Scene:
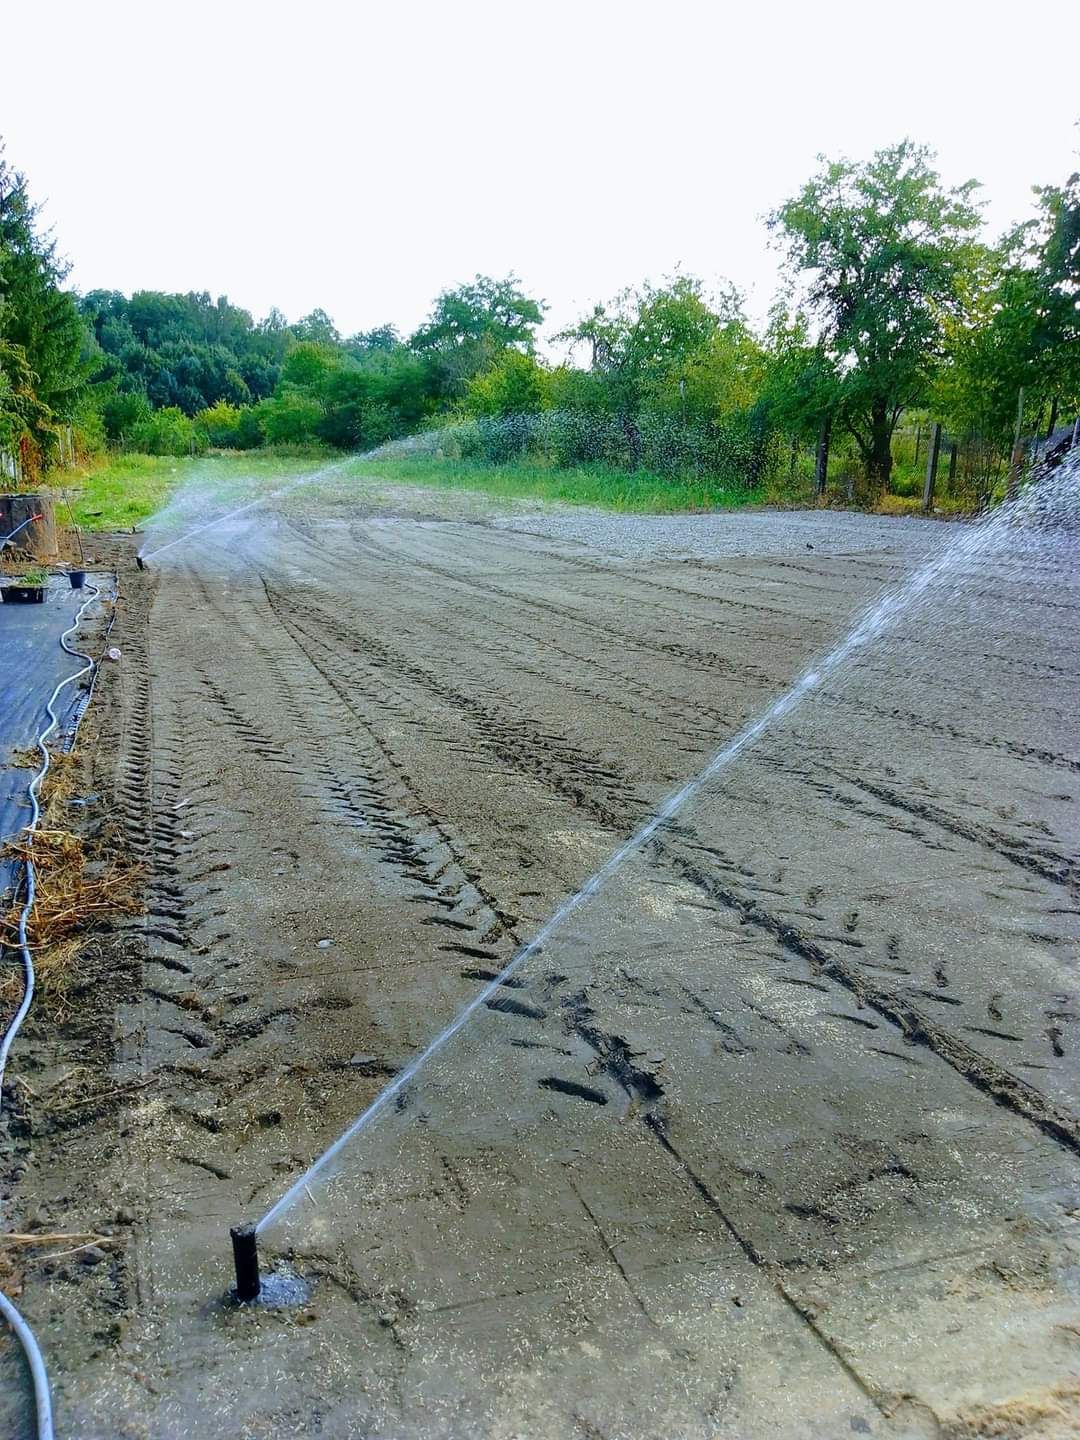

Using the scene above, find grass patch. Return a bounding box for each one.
[349,455,764,513]
[48,449,336,532]
[52,454,181,531]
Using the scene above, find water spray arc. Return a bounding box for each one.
[227,464,1077,1302]
[136,457,354,568]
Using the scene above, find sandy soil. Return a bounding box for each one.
[2,477,1078,1439]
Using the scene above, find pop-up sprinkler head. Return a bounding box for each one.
[135,555,145,570]
[230,1223,261,1302]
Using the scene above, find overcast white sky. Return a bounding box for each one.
[4,0,1078,346]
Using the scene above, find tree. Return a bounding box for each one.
[412,274,545,353]
[0,143,88,457]
[99,389,152,442]
[411,274,546,397]
[558,275,762,426]
[937,169,1080,449]
[345,324,400,356]
[769,140,982,487]
[760,307,839,444]
[292,308,341,345]
[257,390,325,444]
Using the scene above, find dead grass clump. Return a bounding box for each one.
[37,749,79,810]
[942,1382,1080,1438]
[0,828,142,1011]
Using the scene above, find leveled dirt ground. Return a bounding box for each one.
[2,474,1079,1438]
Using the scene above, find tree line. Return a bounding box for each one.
[2,137,1077,500]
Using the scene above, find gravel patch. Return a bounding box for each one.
[490,502,969,561]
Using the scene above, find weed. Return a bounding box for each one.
[351,455,765,514]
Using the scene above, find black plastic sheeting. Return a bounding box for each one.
[0,576,112,897]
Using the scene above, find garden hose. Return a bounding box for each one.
[1,580,104,1440]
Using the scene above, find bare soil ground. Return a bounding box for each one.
[3,476,1079,1439]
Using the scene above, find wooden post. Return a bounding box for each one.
[922,422,942,512]
[1045,397,1058,440]
[1006,387,1025,501]
[814,416,831,498]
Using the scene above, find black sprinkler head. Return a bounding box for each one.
[230,1223,261,1302]
[135,555,145,570]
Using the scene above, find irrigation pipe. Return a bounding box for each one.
[1,579,104,1440]
[0,1290,53,1439]
[1,513,43,552]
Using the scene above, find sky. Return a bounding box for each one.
[4,0,1078,349]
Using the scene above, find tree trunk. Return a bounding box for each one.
[867,402,893,490]
[815,417,831,497]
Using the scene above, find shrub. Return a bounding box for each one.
[257,391,325,445]
[100,390,152,442]
[129,406,206,456]
[196,401,247,448]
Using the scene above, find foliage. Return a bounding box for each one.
[99,388,152,441]
[6,128,1074,516]
[936,171,1080,447]
[256,390,325,446]
[352,454,765,514]
[78,287,291,419]
[17,565,49,585]
[410,274,546,398]
[128,405,206,457]
[395,408,775,490]
[759,307,837,443]
[0,145,88,460]
[768,141,983,487]
[195,400,255,448]
[558,276,763,422]
[465,351,549,417]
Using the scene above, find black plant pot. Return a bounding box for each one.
[1,585,46,604]
[69,569,86,589]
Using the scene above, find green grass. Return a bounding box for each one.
[53,454,180,531]
[49,450,333,532]
[44,446,975,535]
[350,455,764,513]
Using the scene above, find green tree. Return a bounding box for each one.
[0,143,88,457]
[345,324,400,356]
[465,351,549,417]
[280,340,340,389]
[939,170,1080,447]
[196,400,246,447]
[769,141,982,488]
[292,308,341,345]
[411,274,546,397]
[558,276,763,426]
[257,390,324,444]
[100,388,152,442]
[760,307,839,445]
